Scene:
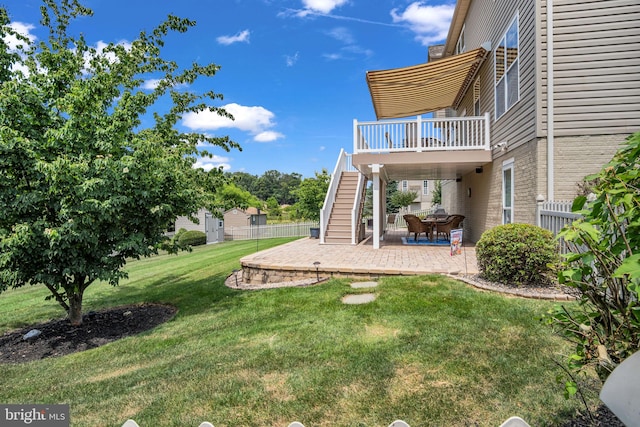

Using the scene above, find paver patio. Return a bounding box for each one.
[239,229,478,284]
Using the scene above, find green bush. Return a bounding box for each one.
[476,223,559,286]
[177,230,206,247]
[546,131,640,384]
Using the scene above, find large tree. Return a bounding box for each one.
[0,1,238,325]
[293,170,330,221]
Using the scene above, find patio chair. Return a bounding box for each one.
[403,214,431,241]
[386,213,397,230]
[435,214,465,241]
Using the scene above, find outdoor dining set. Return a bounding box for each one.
[401,212,465,242]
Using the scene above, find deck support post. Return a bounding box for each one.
[371,164,384,249]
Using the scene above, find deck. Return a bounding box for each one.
[238,229,478,285]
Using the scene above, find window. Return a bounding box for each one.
[502,159,514,224]
[402,180,408,192]
[495,14,519,119]
[422,180,429,195]
[455,25,466,54]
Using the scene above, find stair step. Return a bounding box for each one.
[324,237,352,244]
[327,224,351,235]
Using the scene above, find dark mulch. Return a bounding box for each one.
[0,303,177,364]
[561,404,625,427]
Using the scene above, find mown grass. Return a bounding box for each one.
[0,238,593,426]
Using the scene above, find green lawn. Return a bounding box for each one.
[0,238,593,426]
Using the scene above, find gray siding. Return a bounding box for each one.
[175,209,207,233]
[539,0,640,136]
[455,0,538,150]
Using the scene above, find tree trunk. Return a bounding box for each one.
[68,290,84,326]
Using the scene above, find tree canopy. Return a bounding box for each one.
[292,169,330,221]
[227,170,302,205]
[0,0,238,325]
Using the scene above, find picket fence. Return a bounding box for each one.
[536,200,581,254]
[224,221,319,241]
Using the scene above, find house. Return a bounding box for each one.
[173,209,224,244]
[397,179,436,212]
[321,0,640,248]
[223,207,266,228]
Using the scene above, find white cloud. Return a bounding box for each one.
[254,131,284,143]
[285,52,300,67]
[326,27,354,44]
[141,78,188,91]
[391,2,455,46]
[323,53,342,61]
[5,22,37,50]
[323,26,372,61]
[93,39,133,60]
[182,103,284,142]
[80,39,133,73]
[142,79,161,90]
[291,0,349,17]
[193,155,232,172]
[217,30,250,46]
[301,0,348,14]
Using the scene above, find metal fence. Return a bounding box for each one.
[536,200,581,254]
[224,221,320,241]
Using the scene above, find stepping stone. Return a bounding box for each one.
[350,281,378,289]
[342,293,376,304]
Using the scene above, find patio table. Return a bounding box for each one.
[421,218,447,241]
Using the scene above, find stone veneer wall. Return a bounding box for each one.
[242,266,385,285]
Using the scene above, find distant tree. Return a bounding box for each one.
[216,183,261,212]
[228,171,258,194]
[431,180,442,206]
[254,170,282,201]
[293,170,330,221]
[390,191,419,212]
[265,196,282,219]
[278,172,302,205]
[0,1,238,325]
[227,170,301,205]
[364,180,405,216]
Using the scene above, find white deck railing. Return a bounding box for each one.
[354,113,491,154]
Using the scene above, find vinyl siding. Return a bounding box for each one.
[175,209,207,233]
[538,0,640,136]
[454,0,538,150]
[224,209,250,229]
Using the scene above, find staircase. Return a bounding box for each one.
[324,171,364,244]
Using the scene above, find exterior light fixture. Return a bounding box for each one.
[313,261,321,282]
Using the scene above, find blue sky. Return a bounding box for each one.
[6,0,455,178]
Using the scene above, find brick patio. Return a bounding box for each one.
[239,229,478,285]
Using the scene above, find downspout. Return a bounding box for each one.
[547,0,555,200]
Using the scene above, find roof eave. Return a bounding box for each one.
[444,0,473,57]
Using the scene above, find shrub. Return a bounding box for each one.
[546,131,640,384]
[476,223,559,286]
[177,230,206,247]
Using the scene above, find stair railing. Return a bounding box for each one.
[351,172,366,244]
[320,149,350,244]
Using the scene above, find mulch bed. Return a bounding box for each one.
[0,303,176,364]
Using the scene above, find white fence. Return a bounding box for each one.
[224,221,319,241]
[536,200,581,254]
